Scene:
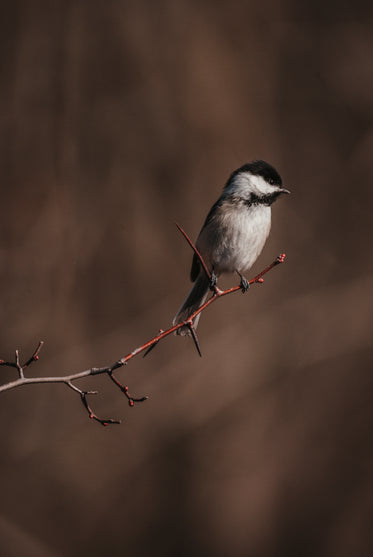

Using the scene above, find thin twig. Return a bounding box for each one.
[175,222,212,282]
[65,381,121,426]
[15,350,23,379]
[23,341,44,369]
[108,371,148,406]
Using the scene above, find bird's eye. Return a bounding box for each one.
[268,178,274,185]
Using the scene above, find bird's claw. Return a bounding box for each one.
[209,270,218,291]
[240,276,250,293]
[236,270,250,293]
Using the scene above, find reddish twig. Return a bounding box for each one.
[0,225,286,425]
[65,381,121,427]
[23,341,44,369]
[175,222,212,282]
[108,371,148,407]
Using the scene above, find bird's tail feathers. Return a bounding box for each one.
[173,274,210,336]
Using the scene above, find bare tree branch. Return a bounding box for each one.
[0,225,286,425]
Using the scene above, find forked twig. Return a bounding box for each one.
[0,224,286,425]
[65,381,121,426]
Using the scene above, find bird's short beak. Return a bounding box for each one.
[279,188,290,195]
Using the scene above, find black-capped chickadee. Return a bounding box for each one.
[173,160,290,335]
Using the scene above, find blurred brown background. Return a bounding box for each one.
[1,1,372,556]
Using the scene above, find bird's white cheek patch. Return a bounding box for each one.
[227,172,280,198]
[250,175,279,196]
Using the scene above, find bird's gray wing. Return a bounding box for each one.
[190,197,223,282]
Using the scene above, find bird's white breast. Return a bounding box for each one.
[197,202,271,274]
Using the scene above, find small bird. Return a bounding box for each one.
[173,160,290,335]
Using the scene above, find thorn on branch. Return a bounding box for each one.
[187,322,202,357]
[142,340,159,357]
[143,329,164,358]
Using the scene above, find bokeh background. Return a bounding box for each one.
[1,1,372,556]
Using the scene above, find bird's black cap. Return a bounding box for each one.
[228,160,282,187]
